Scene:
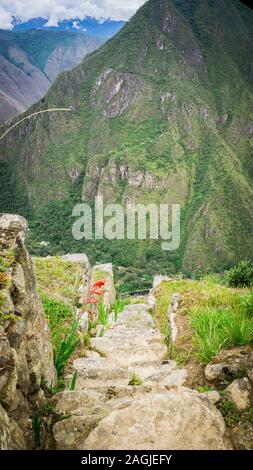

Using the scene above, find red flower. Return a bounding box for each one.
[86,298,98,304]
[90,287,104,295]
[94,280,105,287]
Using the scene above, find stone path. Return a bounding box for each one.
[52,303,232,450]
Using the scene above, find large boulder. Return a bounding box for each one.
[82,389,232,450]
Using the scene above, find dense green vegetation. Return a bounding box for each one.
[227,261,253,288]
[0,162,31,218]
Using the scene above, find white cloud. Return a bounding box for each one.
[0,5,13,28]
[0,0,147,29]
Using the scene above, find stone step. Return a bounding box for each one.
[73,351,169,373]
[53,387,232,451]
[54,384,171,415]
[73,362,187,391]
[89,337,164,351]
[81,389,233,451]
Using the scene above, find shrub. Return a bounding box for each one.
[239,291,253,318]
[227,261,253,288]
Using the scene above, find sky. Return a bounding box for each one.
[0,0,146,29]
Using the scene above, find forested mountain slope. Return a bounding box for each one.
[0,0,252,274]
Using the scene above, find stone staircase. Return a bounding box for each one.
[52,303,232,450]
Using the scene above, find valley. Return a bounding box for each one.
[0,29,103,122]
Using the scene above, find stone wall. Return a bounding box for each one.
[0,214,56,449]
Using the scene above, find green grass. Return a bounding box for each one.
[239,291,253,318]
[97,302,110,337]
[41,294,80,376]
[35,258,83,378]
[197,385,214,393]
[34,257,83,305]
[190,306,253,363]
[153,277,253,364]
[53,317,80,376]
[31,413,41,449]
[129,370,143,386]
[41,295,75,351]
[0,250,15,273]
[113,297,131,321]
[69,370,78,391]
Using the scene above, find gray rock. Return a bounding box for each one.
[0,214,56,449]
[0,403,25,450]
[246,352,253,384]
[205,347,251,383]
[224,378,252,411]
[168,293,180,344]
[205,363,227,382]
[61,253,90,269]
[235,417,253,450]
[202,391,221,405]
[153,275,173,289]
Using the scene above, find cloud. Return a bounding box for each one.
[0,5,13,28]
[0,0,147,29]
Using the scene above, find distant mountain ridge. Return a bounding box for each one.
[0,29,103,122]
[12,16,125,39]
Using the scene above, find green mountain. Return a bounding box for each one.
[0,0,252,276]
[0,29,102,122]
